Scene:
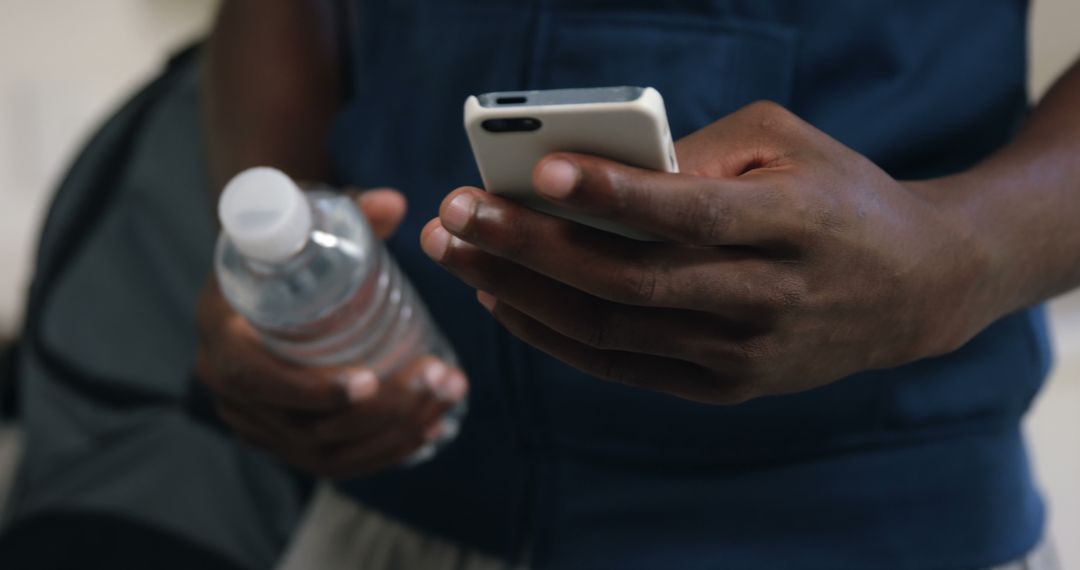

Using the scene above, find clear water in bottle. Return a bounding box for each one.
[214,167,463,460]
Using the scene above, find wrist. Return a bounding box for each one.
[903,175,1015,356]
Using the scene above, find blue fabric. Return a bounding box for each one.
[331,1,1047,567]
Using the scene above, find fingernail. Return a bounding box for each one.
[421,225,451,262]
[407,444,437,465]
[440,417,461,440]
[441,192,474,234]
[426,416,461,443]
[477,290,497,312]
[422,360,449,393]
[536,159,578,199]
[341,369,377,402]
[441,370,468,401]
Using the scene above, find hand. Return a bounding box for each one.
[421,101,995,405]
[196,189,468,478]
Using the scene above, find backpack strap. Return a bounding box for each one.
[18,46,204,416]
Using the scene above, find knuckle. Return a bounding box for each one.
[682,185,733,244]
[768,175,799,202]
[771,182,818,242]
[746,99,784,115]
[809,198,848,236]
[753,274,807,320]
[591,166,624,215]
[744,100,796,130]
[613,259,663,305]
[778,182,840,237]
[630,268,659,304]
[583,306,614,349]
[726,337,776,377]
[775,275,809,311]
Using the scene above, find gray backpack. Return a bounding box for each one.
[0,47,305,570]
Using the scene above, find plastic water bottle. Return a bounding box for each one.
[214,167,463,461]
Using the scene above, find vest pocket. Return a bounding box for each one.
[538,10,799,138]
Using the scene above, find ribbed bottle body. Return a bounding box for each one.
[216,188,462,458]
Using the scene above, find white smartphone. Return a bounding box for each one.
[463,86,678,239]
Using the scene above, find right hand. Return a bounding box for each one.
[195,189,469,479]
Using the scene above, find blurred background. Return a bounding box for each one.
[0,0,1077,566]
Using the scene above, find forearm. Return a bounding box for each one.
[202,0,341,193]
[933,58,1080,317]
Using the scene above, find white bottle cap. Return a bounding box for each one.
[218,167,313,263]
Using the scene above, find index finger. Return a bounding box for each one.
[531,152,797,246]
[348,188,407,240]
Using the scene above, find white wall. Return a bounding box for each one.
[0,0,1077,566]
[0,0,217,337]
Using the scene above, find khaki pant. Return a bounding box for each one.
[278,484,517,570]
[280,484,1058,570]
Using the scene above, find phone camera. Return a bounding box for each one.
[482,118,542,133]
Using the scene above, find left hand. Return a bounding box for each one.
[421,101,998,404]
[198,189,468,478]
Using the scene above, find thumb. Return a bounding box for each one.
[350,188,408,240]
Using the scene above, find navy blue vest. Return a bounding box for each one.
[331,1,1049,567]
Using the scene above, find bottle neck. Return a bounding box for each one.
[243,232,320,276]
